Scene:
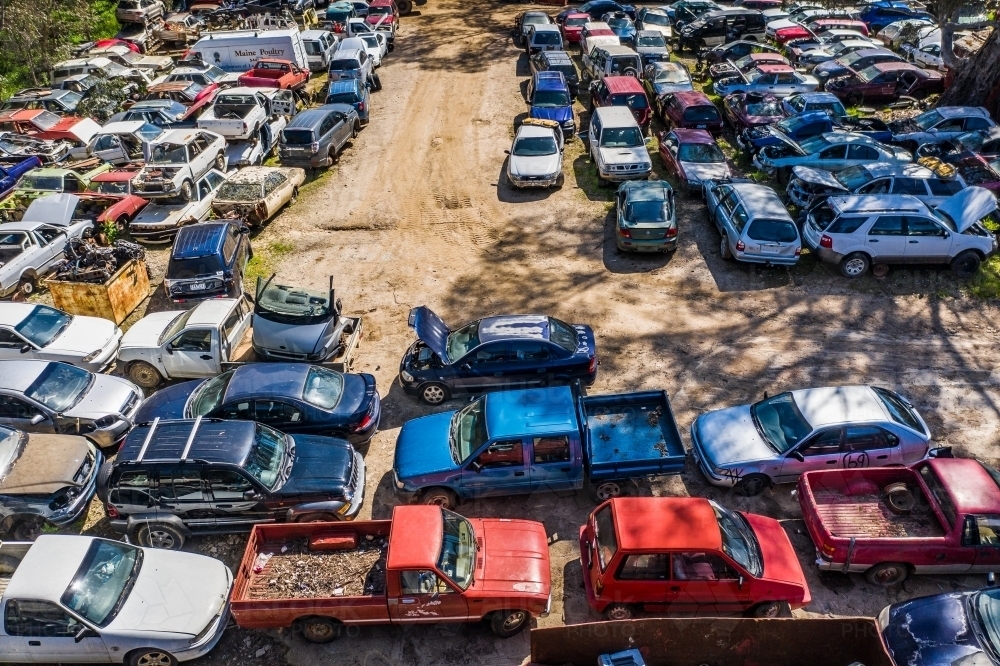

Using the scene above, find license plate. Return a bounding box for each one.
[190,282,207,291]
[695,124,706,129]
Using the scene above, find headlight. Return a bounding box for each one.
[876,605,891,631]
[400,370,414,382]
[394,473,405,490]
[640,163,651,170]
[81,349,103,363]
[93,415,117,428]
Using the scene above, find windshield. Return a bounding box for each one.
[25,363,91,412]
[369,5,391,13]
[750,392,812,453]
[513,136,558,156]
[445,320,479,363]
[626,199,668,223]
[976,588,1000,659]
[566,16,588,26]
[156,309,195,345]
[149,142,187,164]
[166,255,224,279]
[913,109,943,131]
[746,99,784,117]
[0,426,24,479]
[451,396,487,464]
[302,366,345,410]
[678,142,725,163]
[438,510,475,590]
[655,67,689,84]
[549,317,578,353]
[189,369,234,416]
[612,93,648,110]
[643,12,669,25]
[244,423,288,490]
[256,283,332,326]
[712,501,763,577]
[15,305,71,348]
[638,34,666,47]
[20,174,64,191]
[534,31,562,44]
[61,540,142,627]
[600,127,644,147]
[524,14,549,25]
[532,90,570,107]
[872,386,925,434]
[305,41,323,55]
[832,165,871,190]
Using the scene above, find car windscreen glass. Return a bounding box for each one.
[626,200,668,224]
[548,317,578,353]
[256,284,332,326]
[15,305,71,348]
[747,218,798,242]
[643,12,670,25]
[282,128,315,145]
[157,308,195,345]
[750,392,812,453]
[551,64,577,81]
[975,588,1000,658]
[593,503,617,571]
[566,16,588,26]
[189,369,235,416]
[61,539,142,627]
[327,10,351,21]
[326,92,361,104]
[809,100,847,117]
[638,34,666,46]
[655,67,689,83]
[524,14,550,24]
[746,99,783,117]
[438,510,475,590]
[609,57,641,74]
[535,31,562,44]
[19,174,64,191]
[913,109,943,131]
[612,93,648,110]
[682,105,718,122]
[0,426,24,479]
[25,362,92,412]
[149,142,187,164]
[368,5,391,13]
[451,396,487,464]
[167,255,225,279]
[834,165,872,190]
[856,65,879,82]
[446,320,479,363]
[513,136,558,156]
[872,386,925,434]
[532,90,571,107]
[600,127,643,147]
[798,135,831,154]
[713,501,762,577]
[245,423,288,489]
[678,142,725,162]
[302,366,345,409]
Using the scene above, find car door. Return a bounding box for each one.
[865,214,907,261]
[0,394,55,434]
[0,328,35,362]
[219,298,252,362]
[776,427,844,483]
[845,143,879,168]
[32,226,67,273]
[503,341,554,389]
[157,465,213,528]
[669,551,748,612]
[253,399,305,432]
[903,214,954,263]
[162,328,218,378]
[841,425,900,469]
[815,144,847,170]
[205,467,273,526]
[970,515,1000,573]
[772,72,801,97]
[610,552,672,611]
[461,438,532,497]
[453,342,511,392]
[3,599,111,662]
[872,72,897,100]
[529,434,578,492]
[262,171,289,219]
[390,570,469,623]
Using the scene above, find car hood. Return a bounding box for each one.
[48,316,119,356]
[881,592,988,666]
[741,513,809,594]
[281,435,355,496]
[682,161,730,181]
[121,311,178,349]
[530,106,573,124]
[63,374,137,420]
[134,379,202,422]
[477,518,551,595]
[133,202,200,228]
[791,165,846,189]
[408,306,450,361]
[0,434,93,494]
[109,548,231,637]
[510,153,562,177]
[813,60,847,75]
[21,193,79,226]
[694,405,777,466]
[252,315,331,356]
[394,411,460,480]
[936,186,998,233]
[599,146,648,164]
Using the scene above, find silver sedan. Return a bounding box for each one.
[714,64,819,99]
[690,385,932,496]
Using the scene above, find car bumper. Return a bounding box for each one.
[87,419,131,450]
[346,398,380,445]
[174,603,231,662]
[342,452,366,519]
[785,184,813,208]
[130,226,182,244]
[509,174,560,188]
[803,235,844,264]
[734,251,800,266]
[689,429,738,489]
[600,166,653,182]
[49,450,103,526]
[617,236,677,252]
[279,152,327,168]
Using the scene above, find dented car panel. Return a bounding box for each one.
[211,166,306,226]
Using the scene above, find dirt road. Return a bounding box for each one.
[157,1,1000,664]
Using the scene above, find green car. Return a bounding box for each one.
[614,179,677,252]
[0,163,111,221]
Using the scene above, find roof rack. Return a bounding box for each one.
[135,417,160,462]
[181,415,202,461]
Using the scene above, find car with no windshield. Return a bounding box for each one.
[131,129,226,201]
[916,127,1000,165]
[714,64,819,99]
[705,180,801,265]
[754,132,911,185]
[211,166,305,227]
[398,306,597,405]
[691,384,932,496]
[658,129,729,194]
[0,303,121,372]
[786,161,967,210]
[506,119,565,189]
[580,497,811,620]
[614,179,676,252]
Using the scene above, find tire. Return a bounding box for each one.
[295,512,339,523]
[127,649,178,666]
[865,562,909,586]
[419,382,450,405]
[214,152,226,171]
[777,166,791,186]
[17,276,35,297]
[884,483,915,514]
[603,604,633,621]
[554,172,565,188]
[290,186,299,205]
[372,72,383,91]
[180,179,194,202]
[839,252,870,278]
[735,474,769,497]
[719,235,733,260]
[751,601,789,618]
[10,517,45,541]
[298,617,342,643]
[0,554,19,575]
[421,487,458,510]
[135,523,185,550]
[127,361,163,389]
[591,480,622,501]
[397,0,412,13]
[951,250,982,278]
[491,609,530,637]
[352,122,359,139]
[623,67,638,78]
[96,461,114,504]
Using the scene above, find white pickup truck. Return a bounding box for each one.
[196,88,296,141]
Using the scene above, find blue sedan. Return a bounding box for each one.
[133,363,380,445]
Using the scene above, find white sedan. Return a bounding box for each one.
[0,302,121,372]
[505,119,565,189]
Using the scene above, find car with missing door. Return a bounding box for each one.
[705,180,801,265]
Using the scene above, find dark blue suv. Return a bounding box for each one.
[398,306,598,405]
[325,79,371,125]
[527,71,575,136]
[860,2,934,33]
[163,221,252,304]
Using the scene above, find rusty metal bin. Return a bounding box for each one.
[47,259,151,325]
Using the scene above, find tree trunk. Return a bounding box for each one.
[939,26,1000,116]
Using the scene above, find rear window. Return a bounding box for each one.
[746,218,797,242]
[326,92,360,104]
[166,255,225,279]
[928,179,964,196]
[682,105,720,122]
[548,317,578,353]
[872,386,926,434]
[534,32,562,44]
[918,463,957,527]
[329,58,360,70]
[552,64,578,80]
[282,128,315,145]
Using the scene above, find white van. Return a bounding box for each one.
[301,30,339,71]
[187,28,310,72]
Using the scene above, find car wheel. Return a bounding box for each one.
[372,72,383,91]
[951,250,981,278]
[127,361,163,389]
[136,523,185,550]
[16,275,35,298]
[297,617,342,643]
[180,179,194,202]
[290,186,299,205]
[421,487,458,510]
[735,474,769,497]
[719,235,733,259]
[128,649,178,666]
[96,461,114,504]
[397,0,411,12]
[295,512,339,523]
[751,601,789,618]
[777,166,791,185]
[491,610,530,637]
[0,554,19,575]
[10,516,45,541]
[604,604,633,621]
[214,152,226,171]
[419,382,449,405]
[591,480,622,501]
[840,252,870,278]
[352,121,359,139]
[865,562,909,586]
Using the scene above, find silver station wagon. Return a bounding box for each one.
[704,180,801,265]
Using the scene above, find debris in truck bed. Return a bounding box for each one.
[247,535,388,600]
[51,238,147,284]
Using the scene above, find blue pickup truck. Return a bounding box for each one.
[735,111,891,155]
[392,385,685,508]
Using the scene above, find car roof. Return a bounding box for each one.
[670,90,714,106]
[327,79,362,94]
[610,498,723,552]
[517,123,559,140]
[861,162,934,179]
[594,105,640,125]
[792,91,842,103]
[92,169,139,182]
[301,29,333,38]
[622,179,671,201]
[532,24,561,32]
[853,47,896,57]
[872,61,920,72]
[119,418,257,464]
[224,363,312,403]
[790,385,889,427]
[386,505,444,571]
[524,10,550,18]
[0,359,53,392]
[636,29,663,37]
[928,458,1000,516]
[535,72,568,91]
[477,315,550,343]
[484,387,578,440]
[933,106,991,119]
[730,183,791,219]
[671,127,715,143]
[604,75,645,93]
[600,44,640,56]
[0,303,39,327]
[542,50,573,62]
[287,105,348,128]
[99,120,149,135]
[566,11,591,17]
[171,221,229,259]
[830,193,928,214]
[814,131,873,145]
[754,64,795,74]
[155,128,203,144]
[3,535,96,602]
[332,48,364,60]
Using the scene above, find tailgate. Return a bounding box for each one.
[581,390,686,479]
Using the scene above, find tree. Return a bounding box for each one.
[938,27,1000,116]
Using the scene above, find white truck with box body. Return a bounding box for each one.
[186,28,310,73]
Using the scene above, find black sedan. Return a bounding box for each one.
[133,363,380,445]
[399,306,597,405]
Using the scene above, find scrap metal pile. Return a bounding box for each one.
[51,238,146,284]
[247,535,388,600]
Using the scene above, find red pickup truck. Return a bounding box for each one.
[237,59,309,91]
[230,505,551,643]
[798,457,1000,586]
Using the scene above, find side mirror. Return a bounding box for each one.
[460,363,472,371]
[74,626,96,643]
[989,572,997,587]
[164,344,174,355]
[470,461,482,473]
[30,414,45,425]
[738,575,744,589]
[19,345,30,354]
[243,490,259,501]
[790,450,805,462]
[504,149,510,155]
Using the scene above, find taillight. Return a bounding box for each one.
[736,240,745,251]
[820,234,833,249]
[310,141,320,152]
[106,503,119,519]
[241,122,247,134]
[587,356,597,374]
[821,543,836,558]
[619,227,631,238]
[358,102,365,111]
[352,412,374,433]
[666,227,677,238]
[795,246,802,256]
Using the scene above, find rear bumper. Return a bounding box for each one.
[733,251,799,266]
[617,236,677,252]
[279,152,328,168]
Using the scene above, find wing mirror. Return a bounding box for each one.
[243,490,259,501]
[19,345,30,354]
[30,414,45,425]
[738,575,744,589]
[460,363,472,371]
[469,461,482,474]
[74,626,97,643]
[790,450,805,462]
[504,149,511,155]
[164,344,174,354]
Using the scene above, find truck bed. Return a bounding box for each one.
[581,390,686,480]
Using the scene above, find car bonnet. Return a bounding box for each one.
[408,306,450,360]
[936,185,998,233]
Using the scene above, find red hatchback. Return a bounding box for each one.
[659,90,724,134]
[561,12,590,43]
[590,75,651,128]
[580,498,811,620]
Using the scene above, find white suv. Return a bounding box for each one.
[589,106,652,185]
[132,129,227,201]
[802,187,999,278]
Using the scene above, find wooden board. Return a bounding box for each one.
[47,260,150,325]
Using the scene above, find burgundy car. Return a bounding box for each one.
[658,90,724,134]
[825,61,945,106]
[561,12,590,43]
[658,128,731,194]
[590,75,652,127]
[722,91,787,132]
[955,155,1000,194]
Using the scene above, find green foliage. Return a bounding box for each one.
[100,219,120,244]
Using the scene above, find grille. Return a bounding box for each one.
[74,452,95,485]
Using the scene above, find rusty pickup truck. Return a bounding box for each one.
[236,59,309,91]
